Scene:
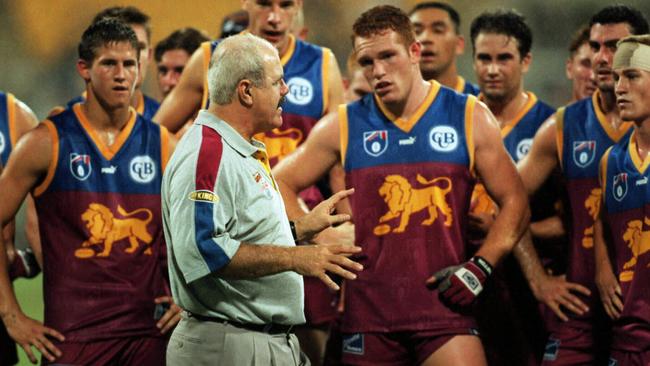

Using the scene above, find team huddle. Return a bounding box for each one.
[0,1,649,366]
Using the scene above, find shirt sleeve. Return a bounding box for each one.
[167,129,241,283]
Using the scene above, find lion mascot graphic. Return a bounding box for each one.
[79,203,154,258]
[582,188,602,248]
[376,174,453,234]
[622,217,650,271]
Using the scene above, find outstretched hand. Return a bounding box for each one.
[531,274,591,322]
[296,189,354,241]
[3,311,64,364]
[292,244,363,291]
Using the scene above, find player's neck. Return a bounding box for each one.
[597,87,617,114]
[423,65,458,91]
[635,121,650,160]
[131,89,143,110]
[82,94,132,131]
[597,89,625,130]
[275,34,295,62]
[485,89,527,128]
[384,78,430,120]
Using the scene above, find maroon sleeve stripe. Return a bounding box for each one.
[195,125,223,191]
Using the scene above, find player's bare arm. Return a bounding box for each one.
[425,101,530,307]
[593,216,622,320]
[513,113,590,321]
[274,111,342,220]
[13,97,42,266]
[153,130,181,335]
[0,124,65,363]
[471,102,530,265]
[154,45,205,132]
[218,188,362,291]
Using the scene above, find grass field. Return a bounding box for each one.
[13,274,43,366]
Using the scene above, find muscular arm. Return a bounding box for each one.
[513,113,590,320]
[13,98,41,265]
[513,116,560,276]
[153,46,205,132]
[0,125,64,362]
[274,112,342,220]
[472,102,530,265]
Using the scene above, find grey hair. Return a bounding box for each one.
[207,33,276,105]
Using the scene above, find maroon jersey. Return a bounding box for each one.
[601,133,650,352]
[557,92,633,330]
[34,105,170,341]
[341,82,477,332]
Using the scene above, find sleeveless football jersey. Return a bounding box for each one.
[67,92,160,120]
[0,92,17,165]
[470,93,555,221]
[601,132,650,352]
[454,76,480,96]
[557,90,633,329]
[34,103,170,341]
[341,81,477,332]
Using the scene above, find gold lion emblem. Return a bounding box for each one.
[76,203,154,258]
[619,217,650,282]
[374,174,453,235]
[254,127,304,163]
[582,188,602,248]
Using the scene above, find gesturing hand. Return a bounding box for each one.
[296,189,354,241]
[3,311,64,364]
[426,256,493,307]
[293,244,363,291]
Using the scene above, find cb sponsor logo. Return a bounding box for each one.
[429,126,458,152]
[515,138,533,161]
[130,155,156,184]
[286,77,313,106]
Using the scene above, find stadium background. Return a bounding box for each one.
[3,0,650,364]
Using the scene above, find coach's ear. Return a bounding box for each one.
[77,59,92,83]
[237,79,254,107]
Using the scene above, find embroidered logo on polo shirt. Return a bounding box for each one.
[188,190,219,203]
[70,153,92,181]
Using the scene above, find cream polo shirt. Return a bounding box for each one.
[162,110,304,325]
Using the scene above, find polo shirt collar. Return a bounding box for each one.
[195,110,264,157]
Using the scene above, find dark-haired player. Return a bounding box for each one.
[0,19,178,365]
